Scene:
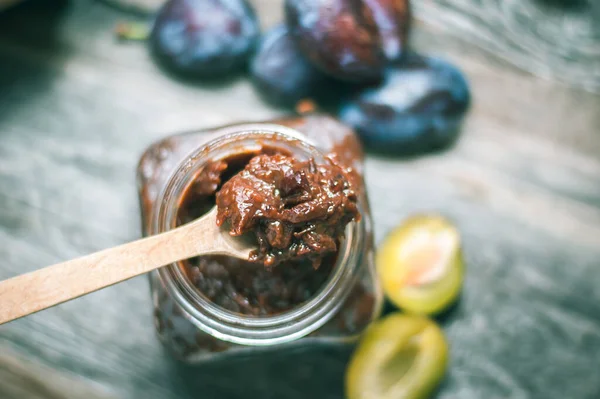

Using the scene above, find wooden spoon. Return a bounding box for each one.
[0,207,254,325]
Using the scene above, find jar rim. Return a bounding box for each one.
[152,123,365,346]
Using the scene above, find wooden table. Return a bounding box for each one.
[1,1,599,398]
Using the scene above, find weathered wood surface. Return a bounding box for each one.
[0,1,599,398]
[0,347,115,399]
[413,0,600,93]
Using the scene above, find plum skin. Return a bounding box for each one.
[250,25,329,107]
[338,55,471,154]
[284,0,411,83]
[149,0,260,78]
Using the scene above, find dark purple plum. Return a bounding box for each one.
[285,0,411,83]
[250,25,329,107]
[149,0,260,78]
[338,55,470,154]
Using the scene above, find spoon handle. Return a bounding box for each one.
[0,213,216,325]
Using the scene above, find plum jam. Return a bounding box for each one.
[137,113,382,362]
[178,148,358,316]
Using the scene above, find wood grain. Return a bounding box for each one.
[0,348,116,399]
[413,0,600,93]
[0,1,598,399]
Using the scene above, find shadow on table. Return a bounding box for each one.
[533,0,587,10]
[164,345,353,399]
[0,0,71,123]
[156,298,464,399]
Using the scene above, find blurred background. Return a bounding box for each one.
[0,0,598,398]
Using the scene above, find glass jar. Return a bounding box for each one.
[137,113,383,363]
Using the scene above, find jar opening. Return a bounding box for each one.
[152,124,364,345]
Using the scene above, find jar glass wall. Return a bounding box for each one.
[137,113,382,363]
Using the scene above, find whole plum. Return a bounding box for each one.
[285,0,410,82]
[149,0,260,78]
[338,55,470,154]
[250,25,329,107]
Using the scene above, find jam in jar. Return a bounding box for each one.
[137,113,383,362]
